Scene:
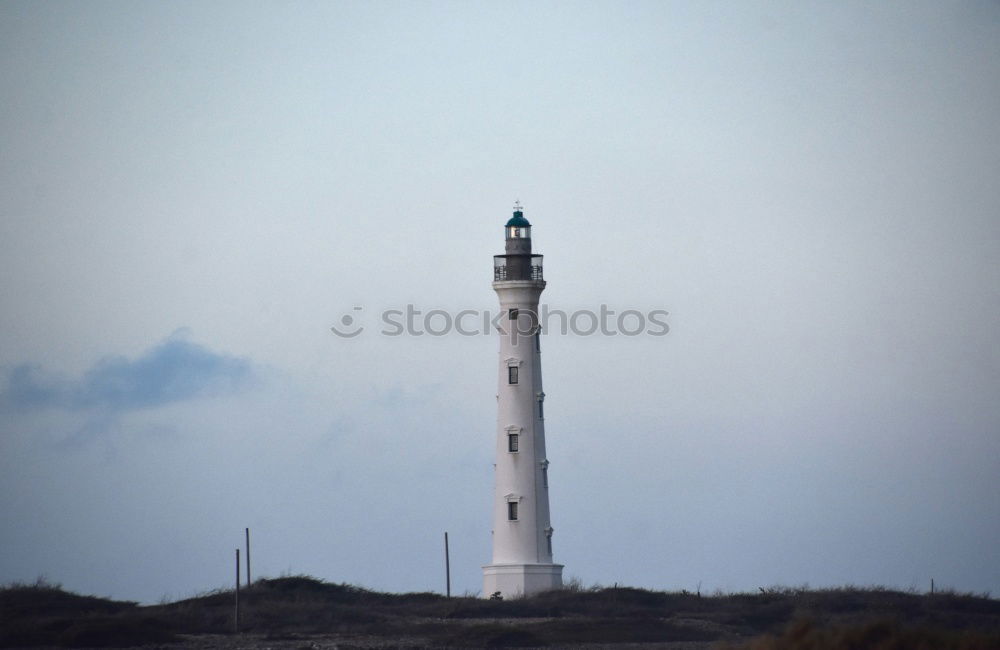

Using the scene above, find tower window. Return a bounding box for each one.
[507,502,518,521]
[546,535,552,556]
[508,433,519,452]
[538,400,544,419]
[542,465,548,487]
[508,366,518,384]
[535,331,541,352]
[509,308,519,321]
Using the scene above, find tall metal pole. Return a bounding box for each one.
[245,528,251,587]
[444,531,451,598]
[235,549,241,633]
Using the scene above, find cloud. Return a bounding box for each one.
[0,335,255,413]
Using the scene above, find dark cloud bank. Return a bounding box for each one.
[1,336,254,414]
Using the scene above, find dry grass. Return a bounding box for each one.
[717,616,1000,650]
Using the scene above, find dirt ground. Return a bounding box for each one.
[159,634,717,650]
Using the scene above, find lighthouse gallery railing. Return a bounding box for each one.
[493,255,544,281]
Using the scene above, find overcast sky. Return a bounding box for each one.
[1,1,998,604]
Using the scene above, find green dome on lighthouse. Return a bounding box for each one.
[506,211,531,227]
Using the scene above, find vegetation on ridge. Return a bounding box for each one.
[2,576,999,648]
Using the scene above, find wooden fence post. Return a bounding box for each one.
[245,528,251,587]
[235,549,241,633]
[444,532,451,598]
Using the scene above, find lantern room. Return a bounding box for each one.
[505,212,531,240]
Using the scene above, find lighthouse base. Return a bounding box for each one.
[483,563,563,599]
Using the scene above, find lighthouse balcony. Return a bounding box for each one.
[494,255,544,281]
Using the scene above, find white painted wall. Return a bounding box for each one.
[483,278,563,598]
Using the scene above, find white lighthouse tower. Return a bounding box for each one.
[483,203,563,599]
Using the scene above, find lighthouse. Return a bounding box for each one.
[483,203,563,598]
